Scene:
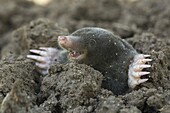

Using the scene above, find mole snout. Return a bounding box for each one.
[58,36,73,49]
[58,36,68,45]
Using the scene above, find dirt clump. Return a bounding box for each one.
[0,58,39,104]
[1,18,68,58]
[38,63,103,113]
[0,0,44,36]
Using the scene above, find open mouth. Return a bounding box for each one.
[68,49,83,59]
[57,36,86,60]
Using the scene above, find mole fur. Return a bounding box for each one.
[60,27,138,95]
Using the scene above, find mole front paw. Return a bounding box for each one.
[128,54,152,89]
[27,47,58,75]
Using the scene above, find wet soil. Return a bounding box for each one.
[0,0,170,113]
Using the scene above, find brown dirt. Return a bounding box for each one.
[1,18,68,58]
[0,0,170,113]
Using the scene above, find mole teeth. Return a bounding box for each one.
[70,50,76,55]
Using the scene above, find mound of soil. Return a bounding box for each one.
[1,18,68,58]
[0,0,44,36]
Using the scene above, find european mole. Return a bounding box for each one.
[27,27,152,95]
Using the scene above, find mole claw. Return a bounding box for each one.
[138,71,150,76]
[39,47,48,50]
[134,64,151,71]
[27,47,61,75]
[133,71,150,77]
[137,79,148,84]
[139,64,151,68]
[27,55,46,63]
[128,54,152,88]
[35,62,49,69]
[143,54,151,57]
[142,59,152,62]
[29,49,37,53]
[30,49,47,56]
[27,55,37,60]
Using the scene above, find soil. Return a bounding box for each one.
[0,0,170,113]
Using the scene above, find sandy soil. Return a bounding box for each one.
[0,0,170,113]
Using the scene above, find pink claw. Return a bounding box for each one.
[137,59,152,64]
[35,62,49,69]
[128,54,152,89]
[27,47,59,75]
[29,49,47,56]
[143,55,151,57]
[132,71,150,77]
[58,36,68,45]
[133,64,151,71]
[27,55,48,63]
[137,79,148,84]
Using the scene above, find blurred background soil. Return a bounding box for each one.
[0,0,170,113]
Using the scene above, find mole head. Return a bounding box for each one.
[58,27,114,65]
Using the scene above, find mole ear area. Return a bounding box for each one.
[88,38,97,49]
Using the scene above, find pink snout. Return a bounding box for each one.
[58,36,68,44]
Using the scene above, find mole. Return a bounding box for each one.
[27,27,152,95]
